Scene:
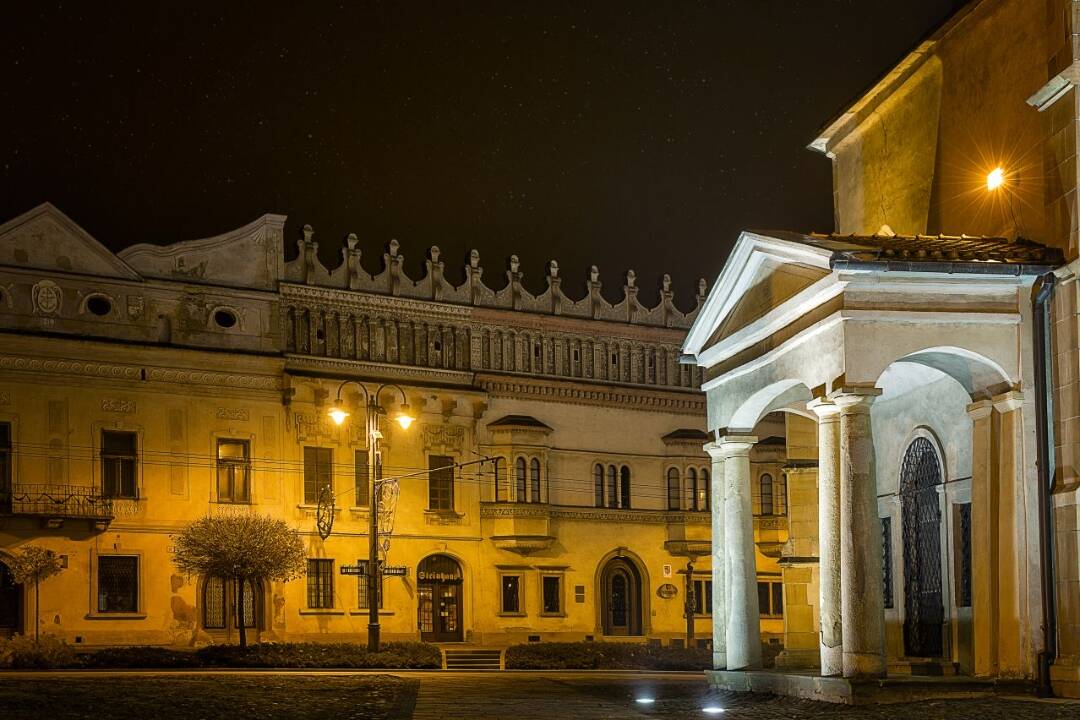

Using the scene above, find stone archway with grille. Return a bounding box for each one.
[900,436,945,658]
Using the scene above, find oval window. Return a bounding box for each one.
[86,295,112,316]
[213,309,237,329]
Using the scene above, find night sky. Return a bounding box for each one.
[1,1,961,308]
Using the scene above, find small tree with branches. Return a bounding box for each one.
[172,514,306,648]
[8,545,64,642]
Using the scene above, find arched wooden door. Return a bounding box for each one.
[0,560,22,638]
[600,557,642,636]
[900,437,944,657]
[417,554,463,642]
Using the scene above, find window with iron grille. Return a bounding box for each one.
[530,458,541,503]
[501,574,522,614]
[307,559,334,609]
[882,516,894,609]
[101,430,137,498]
[357,565,382,609]
[757,580,783,617]
[541,575,562,615]
[692,579,713,615]
[203,576,226,628]
[216,439,250,503]
[98,555,138,613]
[667,467,681,510]
[303,447,332,505]
[354,450,370,507]
[428,455,454,511]
[958,503,972,608]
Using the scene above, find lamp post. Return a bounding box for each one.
[327,381,415,652]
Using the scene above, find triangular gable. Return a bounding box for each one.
[683,231,835,368]
[0,203,141,280]
[120,214,286,291]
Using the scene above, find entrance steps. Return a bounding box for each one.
[889,658,959,677]
[442,648,503,671]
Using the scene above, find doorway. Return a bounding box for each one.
[417,554,463,642]
[600,557,642,636]
[900,436,945,657]
[0,560,22,638]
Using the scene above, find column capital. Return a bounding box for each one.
[966,398,993,420]
[829,386,882,412]
[807,397,841,420]
[717,435,758,457]
[703,441,725,460]
[991,389,1023,414]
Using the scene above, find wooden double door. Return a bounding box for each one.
[417,554,463,642]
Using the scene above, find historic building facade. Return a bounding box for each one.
[0,202,791,649]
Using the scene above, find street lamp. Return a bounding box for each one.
[326,381,415,652]
[987,166,1005,191]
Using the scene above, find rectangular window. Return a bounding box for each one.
[97,556,138,613]
[882,516,894,609]
[957,503,972,608]
[307,559,334,609]
[203,576,226,629]
[303,447,333,505]
[357,565,382,609]
[541,575,561,615]
[692,579,713,615]
[428,454,454,511]
[757,580,783,617]
[101,430,137,498]
[501,574,522,614]
[216,439,250,503]
[574,585,586,604]
[354,450,370,507]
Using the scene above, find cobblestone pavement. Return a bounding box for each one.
[3,670,1080,719]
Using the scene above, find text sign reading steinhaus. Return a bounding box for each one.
[417,569,462,582]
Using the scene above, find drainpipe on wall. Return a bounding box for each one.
[1033,272,1058,697]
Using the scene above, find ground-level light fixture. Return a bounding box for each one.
[635,697,655,704]
[701,707,726,714]
[987,167,1005,191]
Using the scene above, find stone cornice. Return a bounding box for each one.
[285,353,476,385]
[480,502,710,524]
[476,374,705,415]
[0,353,282,391]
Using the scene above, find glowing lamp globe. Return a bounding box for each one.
[987,167,1005,191]
[328,406,350,426]
[395,404,416,430]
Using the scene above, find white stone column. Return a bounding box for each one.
[966,398,996,677]
[705,442,727,669]
[720,435,762,670]
[808,398,843,677]
[833,388,886,678]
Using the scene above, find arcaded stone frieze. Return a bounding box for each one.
[282,226,708,330]
[479,503,710,524]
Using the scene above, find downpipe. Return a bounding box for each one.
[1033,273,1057,697]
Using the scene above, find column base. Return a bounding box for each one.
[712,651,727,670]
[819,645,842,677]
[843,650,887,679]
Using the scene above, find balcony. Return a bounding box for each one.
[1,484,114,529]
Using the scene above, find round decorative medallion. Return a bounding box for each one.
[657,583,678,600]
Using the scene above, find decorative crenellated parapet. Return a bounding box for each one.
[280,229,708,329]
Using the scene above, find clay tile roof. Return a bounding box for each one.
[801,231,1063,269]
[487,415,552,430]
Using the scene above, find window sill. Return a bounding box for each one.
[212,500,253,506]
[298,609,345,616]
[84,613,146,620]
[539,612,566,618]
[423,509,464,518]
[348,609,394,617]
[498,612,527,618]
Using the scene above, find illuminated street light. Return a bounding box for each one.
[395,405,416,429]
[987,167,1005,191]
[328,406,350,425]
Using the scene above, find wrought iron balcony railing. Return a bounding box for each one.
[0,484,114,522]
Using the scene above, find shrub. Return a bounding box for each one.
[196,642,442,669]
[504,641,711,671]
[80,646,201,669]
[0,634,77,669]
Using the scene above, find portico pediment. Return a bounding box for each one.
[0,203,141,280]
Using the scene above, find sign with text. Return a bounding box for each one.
[340,561,409,577]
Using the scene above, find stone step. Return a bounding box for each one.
[889,659,960,677]
[443,649,502,670]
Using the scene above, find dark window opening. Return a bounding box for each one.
[216,439,250,503]
[516,457,527,503]
[542,575,561,615]
[86,295,112,316]
[428,455,454,511]
[757,580,783,617]
[303,446,333,505]
[501,575,521,614]
[594,464,604,507]
[759,474,774,516]
[213,309,237,329]
[530,458,541,503]
[98,556,138,613]
[354,449,370,507]
[619,466,631,509]
[494,457,508,502]
[306,559,334,609]
[882,516,894,609]
[958,503,972,608]
[666,468,680,510]
[101,430,137,498]
[606,465,617,508]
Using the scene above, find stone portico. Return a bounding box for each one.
[684,230,1060,690]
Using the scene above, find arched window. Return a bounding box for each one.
[530,458,541,503]
[620,466,631,509]
[667,468,681,510]
[516,457,527,503]
[700,469,710,511]
[594,464,605,507]
[494,457,507,502]
[607,465,618,508]
[760,473,774,516]
[688,468,698,511]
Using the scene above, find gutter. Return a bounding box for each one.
[831,259,1060,277]
[1033,273,1058,697]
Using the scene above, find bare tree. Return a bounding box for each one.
[8,545,64,642]
[172,514,307,648]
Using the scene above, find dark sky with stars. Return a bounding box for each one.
[1,1,961,308]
